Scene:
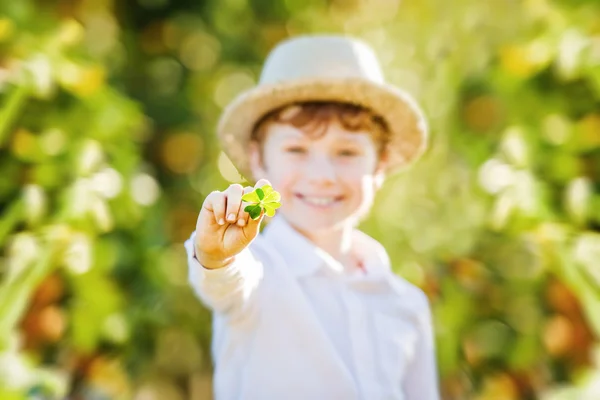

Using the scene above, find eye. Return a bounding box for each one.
[285,146,306,154]
[338,149,359,157]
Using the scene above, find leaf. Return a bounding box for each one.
[0,200,24,245]
[244,204,262,220]
[0,240,57,349]
[262,202,281,217]
[256,187,264,200]
[261,185,281,203]
[241,190,260,203]
[0,84,29,147]
[241,186,281,219]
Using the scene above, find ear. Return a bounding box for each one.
[248,141,267,181]
[373,151,388,190]
[374,166,386,190]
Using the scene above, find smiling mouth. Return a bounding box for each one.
[295,193,344,208]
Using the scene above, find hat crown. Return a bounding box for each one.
[259,35,385,85]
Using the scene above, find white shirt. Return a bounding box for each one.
[185,216,440,400]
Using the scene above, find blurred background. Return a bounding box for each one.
[0,0,599,399]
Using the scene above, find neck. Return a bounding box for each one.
[294,222,359,272]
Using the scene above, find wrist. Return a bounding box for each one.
[200,257,235,270]
[194,247,235,270]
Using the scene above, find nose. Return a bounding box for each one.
[304,153,336,183]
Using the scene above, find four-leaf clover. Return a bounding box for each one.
[241,185,282,220]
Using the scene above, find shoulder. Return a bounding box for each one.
[353,229,392,270]
[387,276,435,340]
[355,230,432,316]
[355,230,430,308]
[389,275,431,314]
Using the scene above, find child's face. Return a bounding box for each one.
[249,120,386,234]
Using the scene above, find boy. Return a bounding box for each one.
[184,35,439,399]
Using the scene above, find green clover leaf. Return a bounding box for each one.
[244,204,263,220]
[256,187,264,200]
[262,201,281,217]
[241,190,261,203]
[241,185,282,220]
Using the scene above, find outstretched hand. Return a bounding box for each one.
[194,179,273,269]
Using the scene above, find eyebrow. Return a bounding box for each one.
[276,131,370,144]
[333,135,368,145]
[285,132,306,139]
[277,132,308,142]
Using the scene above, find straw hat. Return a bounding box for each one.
[217,34,428,181]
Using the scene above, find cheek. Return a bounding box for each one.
[262,157,297,193]
[338,164,374,188]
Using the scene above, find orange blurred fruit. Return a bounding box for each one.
[31,274,65,308]
[463,96,503,133]
[543,315,574,357]
[545,279,580,316]
[87,356,132,399]
[21,305,66,346]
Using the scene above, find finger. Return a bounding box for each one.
[254,178,272,190]
[236,186,254,227]
[203,190,226,226]
[224,184,244,224]
[196,191,219,230]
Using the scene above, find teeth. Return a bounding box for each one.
[302,196,337,206]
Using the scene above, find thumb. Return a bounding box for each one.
[254,178,272,190]
[243,208,264,239]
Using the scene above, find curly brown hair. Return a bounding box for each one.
[250,101,390,158]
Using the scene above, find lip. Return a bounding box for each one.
[294,193,344,209]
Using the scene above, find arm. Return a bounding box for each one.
[403,293,440,400]
[184,231,263,317]
[186,179,271,319]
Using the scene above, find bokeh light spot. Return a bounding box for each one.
[131,173,160,206]
[160,132,204,174]
[179,32,221,71]
[217,152,244,183]
[214,71,255,108]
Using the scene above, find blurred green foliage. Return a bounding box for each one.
[0,0,599,399]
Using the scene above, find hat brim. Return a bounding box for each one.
[217,77,428,181]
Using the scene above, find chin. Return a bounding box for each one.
[284,213,355,234]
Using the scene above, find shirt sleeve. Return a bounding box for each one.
[184,231,263,319]
[403,292,440,400]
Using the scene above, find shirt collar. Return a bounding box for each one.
[262,216,391,278]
